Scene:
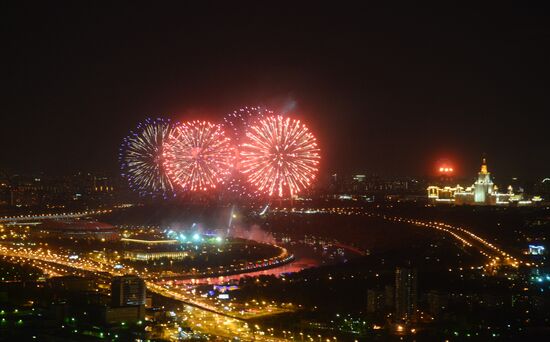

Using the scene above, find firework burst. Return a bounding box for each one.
[119,118,174,197]
[240,115,320,197]
[163,120,234,191]
[223,106,273,197]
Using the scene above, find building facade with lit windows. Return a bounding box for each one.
[395,267,417,323]
[428,158,539,205]
[111,275,146,307]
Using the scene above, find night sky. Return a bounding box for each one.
[2,3,549,180]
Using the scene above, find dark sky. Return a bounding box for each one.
[2,3,549,180]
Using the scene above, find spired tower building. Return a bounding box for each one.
[474,158,494,204]
[428,156,531,205]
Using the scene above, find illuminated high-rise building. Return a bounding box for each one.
[111,275,146,307]
[395,267,417,323]
[427,157,536,206]
[367,289,384,314]
[474,158,494,203]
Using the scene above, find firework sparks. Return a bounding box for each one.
[119,118,174,197]
[240,115,320,197]
[223,106,272,144]
[163,120,234,191]
[223,106,273,197]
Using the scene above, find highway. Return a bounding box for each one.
[274,207,525,269]
[0,209,114,223]
[0,243,295,341]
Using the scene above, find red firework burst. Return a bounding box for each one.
[239,115,320,197]
[163,120,234,191]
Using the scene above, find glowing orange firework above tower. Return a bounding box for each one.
[163,120,234,191]
[240,115,320,197]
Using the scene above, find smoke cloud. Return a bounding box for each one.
[229,224,276,245]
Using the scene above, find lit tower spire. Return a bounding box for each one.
[480,157,488,174]
[475,156,493,203]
